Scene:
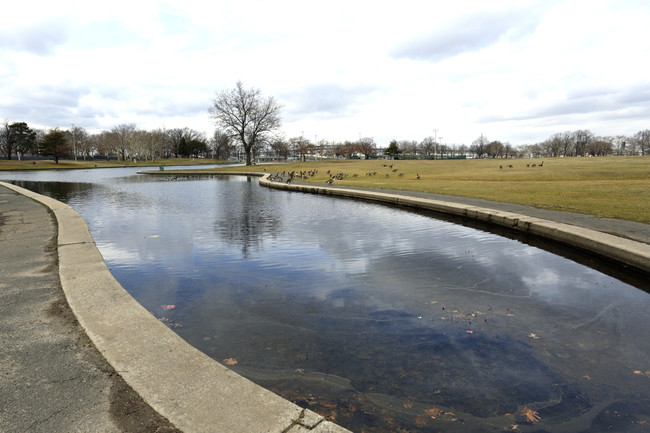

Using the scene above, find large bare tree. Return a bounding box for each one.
[209,81,281,165]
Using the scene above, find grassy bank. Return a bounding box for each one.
[213,156,650,223]
[0,158,226,171]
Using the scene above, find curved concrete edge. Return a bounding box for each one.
[0,182,351,433]
[258,175,650,273]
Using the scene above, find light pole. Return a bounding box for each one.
[433,129,439,160]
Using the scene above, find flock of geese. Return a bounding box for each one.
[268,164,422,186]
[500,161,544,169]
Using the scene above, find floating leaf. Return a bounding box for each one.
[414,416,428,427]
[521,407,541,424]
[425,407,442,418]
[223,358,238,365]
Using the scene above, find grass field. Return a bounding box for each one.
[0,158,225,170]
[213,156,650,224]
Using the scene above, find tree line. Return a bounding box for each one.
[0,121,220,162]
[468,130,650,159]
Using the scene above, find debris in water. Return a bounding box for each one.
[223,358,238,365]
[520,406,541,424]
[161,304,176,310]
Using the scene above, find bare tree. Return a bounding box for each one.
[111,123,136,160]
[573,129,594,156]
[470,134,489,158]
[0,121,14,159]
[398,140,417,156]
[212,129,235,160]
[94,131,118,160]
[357,137,376,159]
[67,124,88,161]
[486,140,504,158]
[335,140,357,159]
[419,136,436,157]
[634,129,650,156]
[209,81,282,166]
[291,136,314,161]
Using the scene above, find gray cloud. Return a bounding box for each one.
[477,81,650,125]
[0,21,69,55]
[281,83,377,121]
[391,6,544,62]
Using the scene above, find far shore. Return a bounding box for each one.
[139,156,650,224]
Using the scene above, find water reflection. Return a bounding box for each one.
[2,168,649,433]
[214,176,282,257]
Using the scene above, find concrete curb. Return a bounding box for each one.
[0,181,350,433]
[258,174,650,273]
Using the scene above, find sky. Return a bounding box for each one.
[1,0,649,147]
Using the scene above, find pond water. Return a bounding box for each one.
[2,167,650,433]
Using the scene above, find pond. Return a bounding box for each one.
[2,167,649,433]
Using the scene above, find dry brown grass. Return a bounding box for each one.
[214,156,650,223]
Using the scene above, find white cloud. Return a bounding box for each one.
[1,0,649,145]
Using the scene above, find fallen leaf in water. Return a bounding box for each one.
[633,370,643,375]
[414,416,428,427]
[403,402,413,409]
[583,375,591,380]
[223,358,238,365]
[425,407,442,418]
[521,407,541,423]
[320,400,337,409]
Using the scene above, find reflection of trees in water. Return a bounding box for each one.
[214,177,282,257]
[10,180,95,202]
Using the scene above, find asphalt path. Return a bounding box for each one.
[0,185,180,433]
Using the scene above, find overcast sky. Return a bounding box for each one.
[2,0,649,146]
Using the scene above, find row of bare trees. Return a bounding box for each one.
[0,120,219,161]
[468,130,650,159]
[529,130,650,158]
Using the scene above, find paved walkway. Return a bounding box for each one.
[0,185,180,433]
